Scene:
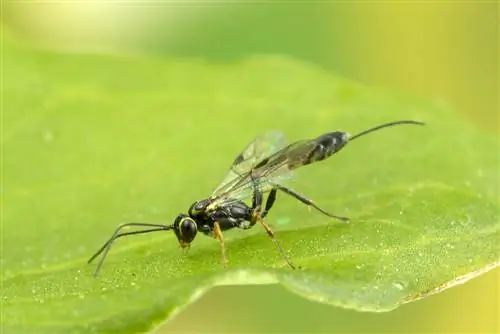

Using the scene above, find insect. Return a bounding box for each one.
[88,119,424,276]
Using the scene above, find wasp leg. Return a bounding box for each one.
[251,179,263,210]
[254,214,296,269]
[272,184,349,222]
[246,177,264,229]
[261,188,277,218]
[250,180,296,269]
[213,221,228,268]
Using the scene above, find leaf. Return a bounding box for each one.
[2,38,499,334]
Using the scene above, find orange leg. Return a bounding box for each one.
[213,221,228,268]
[253,212,296,269]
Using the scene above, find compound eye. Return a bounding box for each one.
[180,218,198,243]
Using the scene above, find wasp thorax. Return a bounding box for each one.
[173,214,198,247]
[188,199,211,216]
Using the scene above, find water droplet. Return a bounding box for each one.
[446,243,455,250]
[130,282,136,286]
[276,217,291,225]
[355,264,363,270]
[78,293,85,299]
[101,287,108,292]
[392,281,406,291]
[43,130,54,143]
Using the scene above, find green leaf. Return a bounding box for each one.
[2,38,499,333]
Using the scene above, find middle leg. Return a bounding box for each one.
[250,184,296,269]
[253,213,296,269]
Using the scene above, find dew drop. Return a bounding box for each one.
[392,281,406,291]
[130,282,136,287]
[101,287,108,292]
[42,130,54,143]
[276,217,292,226]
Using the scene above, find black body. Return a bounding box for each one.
[88,120,425,277]
[189,198,253,234]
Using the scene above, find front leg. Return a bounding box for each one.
[212,221,228,268]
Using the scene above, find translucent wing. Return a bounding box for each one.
[210,137,322,205]
[211,131,292,199]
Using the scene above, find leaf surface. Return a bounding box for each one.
[2,40,499,333]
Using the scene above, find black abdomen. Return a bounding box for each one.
[304,131,349,165]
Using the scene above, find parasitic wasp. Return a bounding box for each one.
[88,119,425,276]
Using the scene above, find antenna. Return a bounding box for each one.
[88,222,173,277]
[350,120,425,141]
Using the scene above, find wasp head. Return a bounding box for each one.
[173,214,198,248]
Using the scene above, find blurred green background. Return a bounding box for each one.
[3,1,498,333]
